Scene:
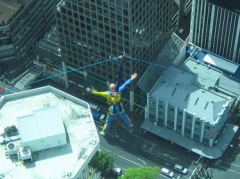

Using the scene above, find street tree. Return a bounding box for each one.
[89,150,114,176]
[121,166,159,179]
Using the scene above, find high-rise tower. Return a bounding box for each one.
[56,0,173,82]
[190,0,240,63]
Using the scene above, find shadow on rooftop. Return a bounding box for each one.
[34,143,73,161]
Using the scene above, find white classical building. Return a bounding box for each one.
[0,86,100,179]
[138,35,240,159]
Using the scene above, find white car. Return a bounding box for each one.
[174,164,188,175]
[161,167,174,178]
[113,167,123,176]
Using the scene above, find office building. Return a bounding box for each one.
[0,86,100,179]
[190,0,240,63]
[139,38,240,159]
[174,0,192,18]
[56,0,174,83]
[0,0,58,79]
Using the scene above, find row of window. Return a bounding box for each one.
[149,117,210,144]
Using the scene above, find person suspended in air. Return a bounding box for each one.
[86,64,137,136]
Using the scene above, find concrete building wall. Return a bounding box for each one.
[147,95,233,146]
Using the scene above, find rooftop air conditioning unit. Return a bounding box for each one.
[17,147,32,161]
[6,142,18,156]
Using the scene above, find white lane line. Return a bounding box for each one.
[190,164,200,179]
[101,147,145,167]
[222,161,240,169]
[137,158,147,165]
[217,165,240,175]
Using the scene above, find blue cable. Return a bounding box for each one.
[27,58,114,86]
[1,54,239,93]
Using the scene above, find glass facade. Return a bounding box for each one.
[56,0,173,83]
[0,0,58,66]
[190,0,240,63]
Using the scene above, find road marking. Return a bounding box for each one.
[222,161,240,169]
[137,158,146,165]
[217,165,240,175]
[148,143,155,152]
[101,147,145,167]
[189,158,202,179]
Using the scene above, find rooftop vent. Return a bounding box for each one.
[204,102,209,110]
[194,97,199,105]
[171,87,177,96]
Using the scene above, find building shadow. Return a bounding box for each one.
[33,143,73,161]
[208,129,240,171]
[104,124,195,169]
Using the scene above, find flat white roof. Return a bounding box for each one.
[0,86,100,179]
[17,106,65,144]
[204,54,238,74]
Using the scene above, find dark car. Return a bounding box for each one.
[174,164,188,175]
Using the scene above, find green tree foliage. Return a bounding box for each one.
[121,167,159,179]
[89,151,114,175]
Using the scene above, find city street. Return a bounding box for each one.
[207,131,240,179]
[3,79,240,179]
[30,80,199,178]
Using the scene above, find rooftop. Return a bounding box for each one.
[0,86,99,179]
[0,0,30,23]
[184,44,240,98]
[150,66,230,124]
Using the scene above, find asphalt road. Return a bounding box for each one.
[207,132,240,179]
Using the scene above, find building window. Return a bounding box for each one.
[195,121,201,126]
[194,134,199,140]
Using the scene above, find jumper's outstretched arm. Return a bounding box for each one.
[118,73,138,93]
[86,87,109,99]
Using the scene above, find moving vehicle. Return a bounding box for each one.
[161,167,174,178]
[174,164,188,175]
[113,167,123,176]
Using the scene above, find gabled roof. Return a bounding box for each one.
[150,66,229,124]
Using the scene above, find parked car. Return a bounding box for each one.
[161,167,174,178]
[174,164,188,175]
[112,167,123,176]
